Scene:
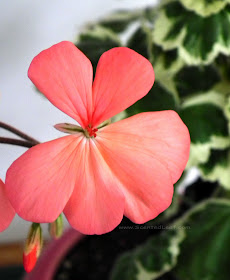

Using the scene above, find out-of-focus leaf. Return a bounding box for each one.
[110,228,185,280]
[152,45,182,72]
[180,103,229,144]
[127,25,151,59]
[99,10,142,33]
[179,0,230,17]
[187,139,230,167]
[173,199,230,280]
[225,96,230,131]
[180,101,230,167]
[153,2,185,51]
[181,90,227,110]
[110,252,137,280]
[175,66,220,97]
[152,45,184,102]
[153,2,230,65]
[125,82,177,118]
[112,199,230,280]
[76,26,121,72]
[199,149,230,189]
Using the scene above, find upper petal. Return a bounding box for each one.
[28,41,93,128]
[91,47,155,127]
[64,139,125,235]
[95,111,190,223]
[5,135,85,223]
[0,179,15,232]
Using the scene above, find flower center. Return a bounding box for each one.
[85,125,98,138]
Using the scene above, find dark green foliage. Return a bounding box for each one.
[127,26,150,59]
[76,30,120,73]
[200,149,229,174]
[111,229,184,280]
[126,82,177,117]
[180,104,229,143]
[175,66,220,97]
[174,200,230,280]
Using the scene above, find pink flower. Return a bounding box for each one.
[0,179,15,232]
[5,41,190,234]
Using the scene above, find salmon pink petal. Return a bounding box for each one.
[28,41,93,128]
[96,111,190,223]
[91,47,155,127]
[96,136,173,224]
[99,111,190,183]
[0,179,15,232]
[5,135,85,223]
[64,140,125,235]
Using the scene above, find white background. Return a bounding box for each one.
[0,0,158,243]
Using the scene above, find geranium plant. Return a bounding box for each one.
[1,0,230,279]
[1,40,189,272]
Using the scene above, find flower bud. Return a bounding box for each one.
[23,223,43,273]
[49,214,63,239]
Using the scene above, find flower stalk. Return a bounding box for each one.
[0,121,40,148]
[0,122,39,145]
[0,137,37,148]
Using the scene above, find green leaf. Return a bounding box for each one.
[170,90,230,166]
[180,101,230,167]
[127,25,151,59]
[125,82,177,118]
[175,65,220,97]
[181,90,227,110]
[187,139,230,167]
[110,228,185,280]
[111,199,230,280]
[98,10,142,33]
[179,0,230,17]
[152,45,182,72]
[110,252,138,280]
[180,103,229,144]
[152,46,184,102]
[76,26,121,72]
[153,2,186,51]
[173,199,230,280]
[153,2,230,65]
[199,149,230,189]
[224,96,230,131]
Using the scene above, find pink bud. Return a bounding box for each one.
[23,245,38,273]
[23,223,43,273]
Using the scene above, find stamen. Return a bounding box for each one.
[85,125,98,138]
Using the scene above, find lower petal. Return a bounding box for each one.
[64,140,125,235]
[95,111,189,223]
[96,137,174,223]
[99,111,190,184]
[0,179,15,232]
[5,135,85,223]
